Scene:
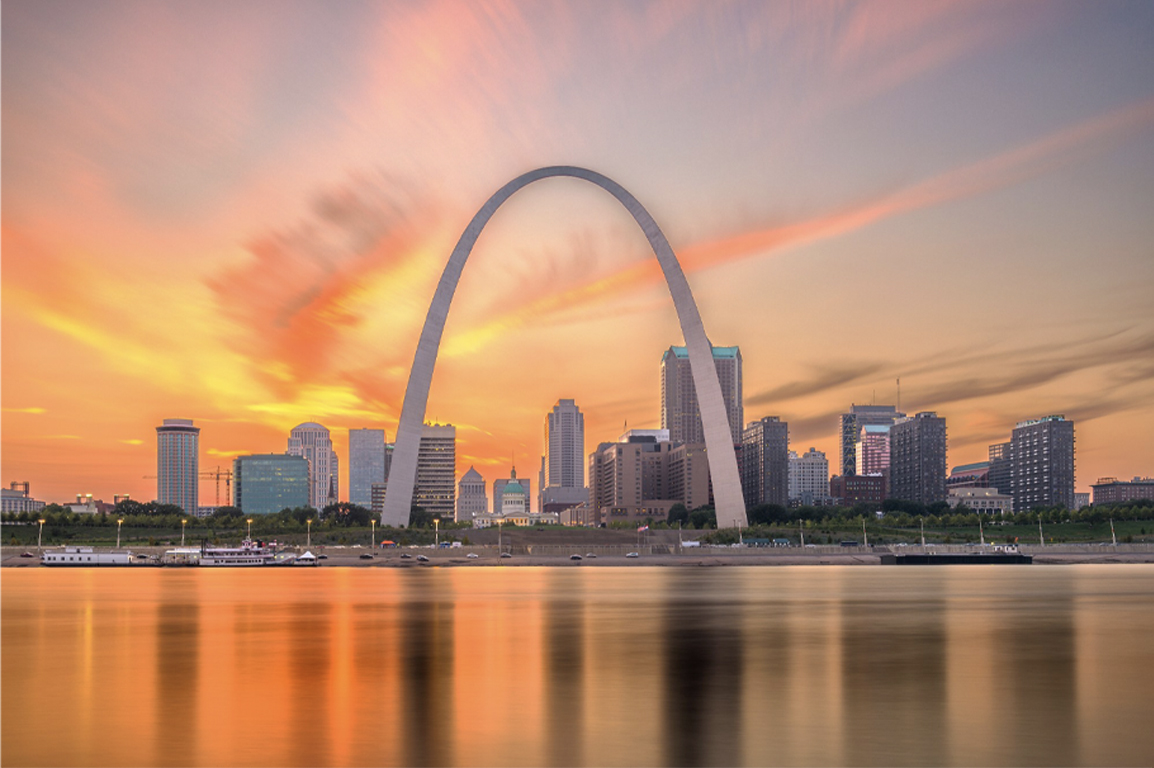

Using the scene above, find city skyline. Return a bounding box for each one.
[4,2,1154,503]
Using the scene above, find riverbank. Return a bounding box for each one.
[5,544,1154,568]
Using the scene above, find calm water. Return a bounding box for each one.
[3,565,1153,767]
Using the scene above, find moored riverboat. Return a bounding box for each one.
[41,546,132,567]
[199,538,296,566]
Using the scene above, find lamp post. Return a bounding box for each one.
[371,519,376,550]
[38,518,46,552]
[434,517,440,548]
[920,517,925,547]
[498,519,503,555]
[306,518,312,548]
[181,518,187,547]
[116,518,124,549]
[247,518,253,541]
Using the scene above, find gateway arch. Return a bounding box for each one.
[381,166,748,530]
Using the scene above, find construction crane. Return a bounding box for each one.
[143,466,235,506]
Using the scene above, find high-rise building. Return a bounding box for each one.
[855,424,891,477]
[415,423,455,519]
[542,398,588,513]
[1011,415,1075,511]
[457,466,487,522]
[838,404,904,477]
[889,412,948,505]
[587,432,710,525]
[233,454,309,516]
[661,345,743,445]
[789,448,830,506]
[157,418,199,514]
[288,423,339,511]
[988,442,1012,495]
[349,428,386,509]
[741,416,789,508]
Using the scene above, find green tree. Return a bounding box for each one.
[667,503,690,527]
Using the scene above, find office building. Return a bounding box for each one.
[889,412,947,505]
[544,399,585,489]
[1011,415,1075,511]
[948,462,990,489]
[415,423,455,519]
[741,416,789,508]
[233,454,309,516]
[157,418,200,514]
[830,473,886,507]
[587,431,710,525]
[838,404,904,477]
[1091,477,1154,505]
[457,466,487,522]
[661,345,743,445]
[2,482,45,514]
[288,422,339,510]
[855,424,891,477]
[349,428,386,509]
[988,442,1012,495]
[789,448,831,506]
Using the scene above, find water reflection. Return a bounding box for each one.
[2,566,1152,767]
[662,570,743,767]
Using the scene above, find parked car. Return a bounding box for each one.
[626,552,640,558]
[466,552,479,559]
[400,553,412,559]
[570,554,582,561]
[359,553,373,560]
[585,553,597,559]
[416,554,430,562]
[500,552,512,559]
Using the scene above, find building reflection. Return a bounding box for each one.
[661,570,744,767]
[400,571,455,766]
[154,589,200,765]
[543,571,586,766]
[839,578,948,764]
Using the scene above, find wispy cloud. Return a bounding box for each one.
[2,406,47,415]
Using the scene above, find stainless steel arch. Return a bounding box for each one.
[381,166,748,529]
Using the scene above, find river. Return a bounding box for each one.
[3,565,1152,766]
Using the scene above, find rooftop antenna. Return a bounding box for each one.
[897,378,901,412]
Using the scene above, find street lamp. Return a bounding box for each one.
[247,518,253,540]
[434,517,440,548]
[181,518,187,547]
[498,518,503,554]
[371,519,376,549]
[307,518,312,548]
[38,518,46,552]
[117,518,124,549]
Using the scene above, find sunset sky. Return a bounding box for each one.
[4,1,1153,506]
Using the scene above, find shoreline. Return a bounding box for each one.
[5,545,1154,568]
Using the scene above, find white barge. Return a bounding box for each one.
[41,546,132,567]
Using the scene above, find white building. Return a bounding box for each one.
[947,487,1013,515]
[288,422,339,511]
[157,418,199,515]
[789,448,831,506]
[1,484,44,514]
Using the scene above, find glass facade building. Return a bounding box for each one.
[233,454,310,515]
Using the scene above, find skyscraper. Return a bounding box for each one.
[156,418,199,514]
[349,428,386,509]
[1011,415,1075,511]
[889,412,948,505]
[661,345,743,445]
[741,416,790,508]
[287,422,339,511]
[855,424,891,476]
[457,466,487,522]
[233,454,309,516]
[542,398,588,512]
[415,423,455,520]
[838,404,904,477]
